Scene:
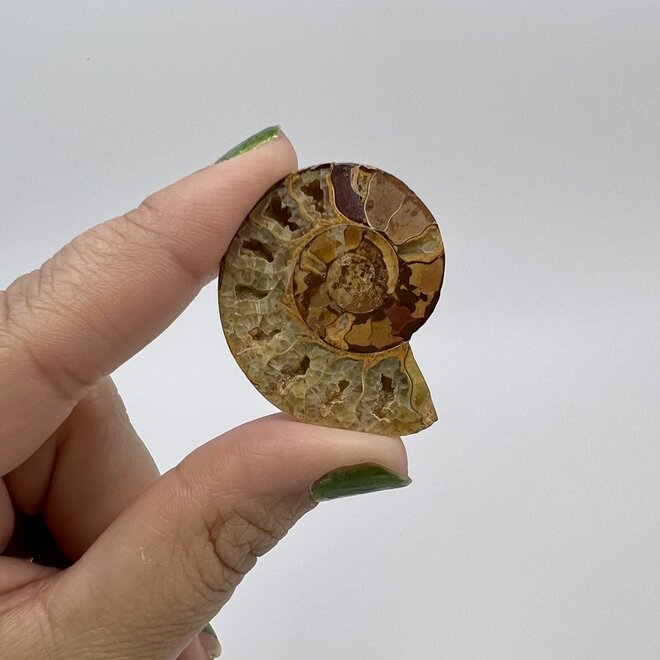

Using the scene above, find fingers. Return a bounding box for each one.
[0,132,297,475]
[0,557,57,595]
[5,416,407,659]
[4,377,159,560]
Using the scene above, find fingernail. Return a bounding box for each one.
[199,622,222,658]
[215,125,281,163]
[310,463,412,502]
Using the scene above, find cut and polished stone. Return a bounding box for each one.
[218,163,445,435]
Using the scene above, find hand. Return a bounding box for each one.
[0,130,410,659]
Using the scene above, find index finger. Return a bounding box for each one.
[0,128,297,474]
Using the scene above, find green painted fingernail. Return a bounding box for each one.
[310,463,412,502]
[216,125,281,163]
[200,623,221,658]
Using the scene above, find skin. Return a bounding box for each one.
[0,133,409,659]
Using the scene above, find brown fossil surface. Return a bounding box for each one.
[218,163,444,435]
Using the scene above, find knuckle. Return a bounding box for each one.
[0,582,63,659]
[1,271,40,340]
[123,202,202,285]
[198,496,305,598]
[116,203,163,247]
[193,510,268,598]
[68,214,164,278]
[169,465,306,603]
[1,266,96,400]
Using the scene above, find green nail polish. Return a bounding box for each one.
[216,125,281,163]
[310,463,411,502]
[200,623,221,658]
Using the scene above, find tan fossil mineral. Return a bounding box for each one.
[218,163,445,435]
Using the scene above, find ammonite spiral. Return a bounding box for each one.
[218,163,444,435]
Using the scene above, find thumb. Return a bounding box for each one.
[21,415,409,659]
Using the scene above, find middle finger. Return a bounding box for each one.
[5,377,159,560]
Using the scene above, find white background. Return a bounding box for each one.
[1,2,659,658]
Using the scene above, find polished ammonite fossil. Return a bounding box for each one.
[218,163,444,435]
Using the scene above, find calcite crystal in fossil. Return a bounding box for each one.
[218,163,445,435]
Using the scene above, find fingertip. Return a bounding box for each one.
[189,415,409,499]
[129,127,299,285]
[274,129,298,169]
[199,623,222,658]
[212,126,298,176]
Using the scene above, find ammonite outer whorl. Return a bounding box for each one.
[218,163,445,436]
